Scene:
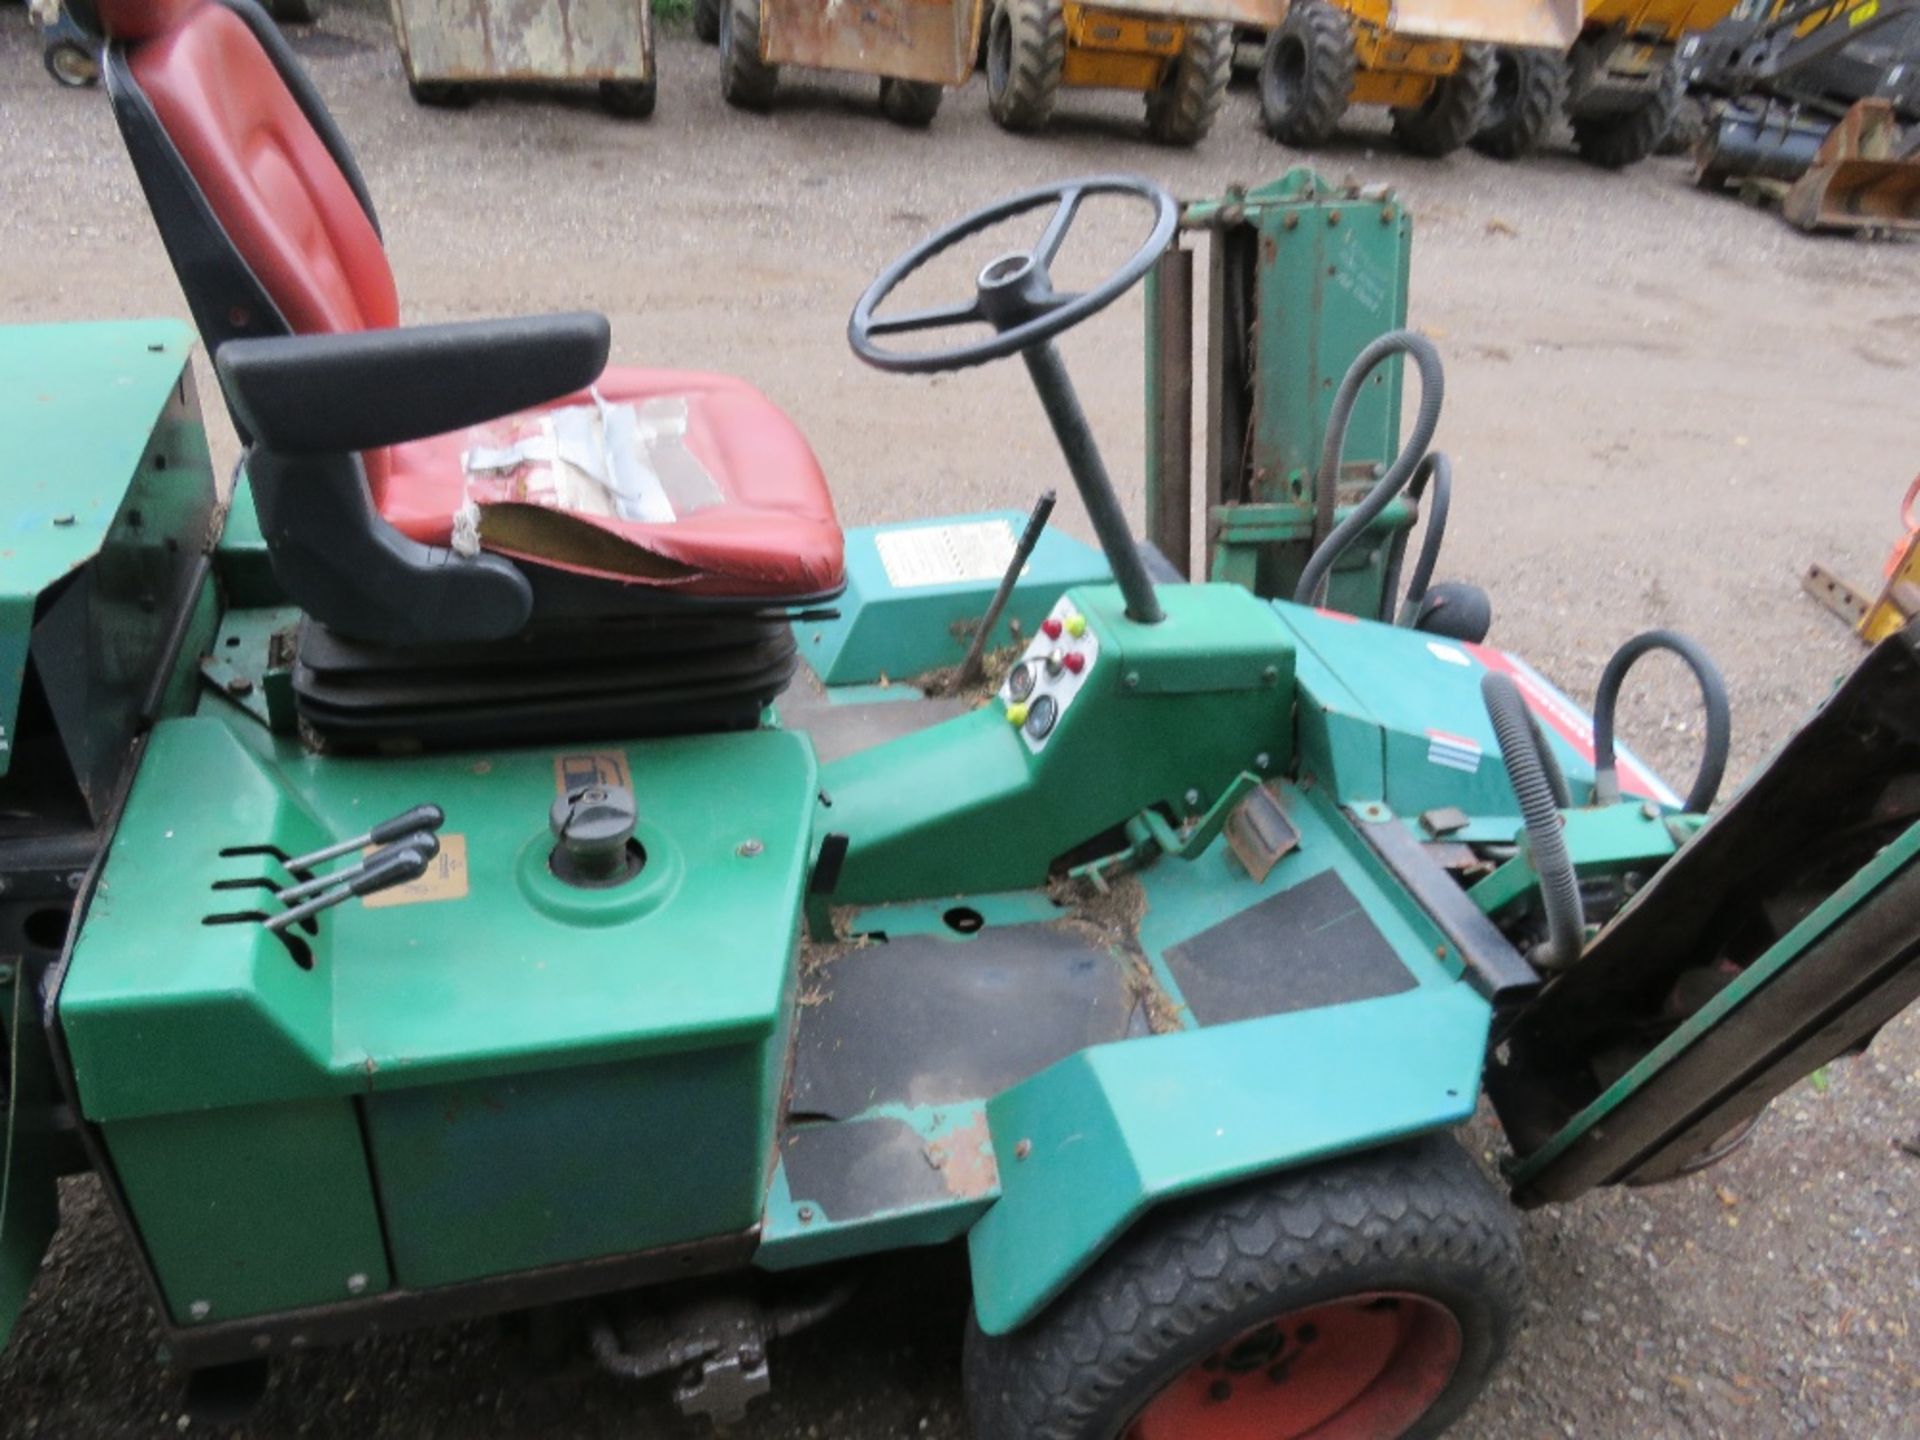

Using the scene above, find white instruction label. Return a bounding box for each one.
[875,520,1020,590]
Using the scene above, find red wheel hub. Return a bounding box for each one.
[1126,1292,1462,1440]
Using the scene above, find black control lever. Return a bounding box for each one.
[285,803,445,872]
[267,846,431,933]
[275,831,441,904]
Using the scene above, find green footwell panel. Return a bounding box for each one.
[103,1101,388,1324]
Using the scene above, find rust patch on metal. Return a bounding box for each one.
[761,0,981,86]
[392,0,654,83]
[933,1110,1001,1199]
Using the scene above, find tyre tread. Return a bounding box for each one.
[965,1133,1526,1440]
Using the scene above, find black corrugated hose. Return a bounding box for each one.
[1591,630,1731,814]
[1482,671,1586,972]
[1294,329,1447,608]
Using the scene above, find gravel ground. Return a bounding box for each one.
[2,2,1918,1436]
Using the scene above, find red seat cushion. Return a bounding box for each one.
[127,1,400,337]
[382,368,845,598]
[118,0,843,600]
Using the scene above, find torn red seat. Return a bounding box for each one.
[380,369,843,598]
[93,0,844,616]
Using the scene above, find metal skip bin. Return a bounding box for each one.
[1384,0,1582,49]
[388,0,658,115]
[758,0,984,86]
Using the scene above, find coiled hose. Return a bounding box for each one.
[1482,671,1586,972]
[1379,452,1451,625]
[1294,330,1446,608]
[1592,630,1731,814]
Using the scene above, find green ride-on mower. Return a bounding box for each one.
[7,3,1920,1436]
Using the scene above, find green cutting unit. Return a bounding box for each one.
[6,4,1920,1437]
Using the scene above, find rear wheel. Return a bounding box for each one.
[987,0,1065,133]
[879,76,944,127]
[720,0,779,111]
[1472,46,1566,160]
[964,1133,1525,1440]
[1143,21,1233,146]
[694,0,721,44]
[1392,43,1495,157]
[1258,1,1354,147]
[1572,57,1683,168]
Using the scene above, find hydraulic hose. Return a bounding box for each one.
[1482,672,1586,973]
[1380,452,1451,625]
[1527,709,1574,811]
[1295,330,1446,608]
[1591,630,1731,814]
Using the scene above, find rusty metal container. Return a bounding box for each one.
[1384,0,1583,50]
[389,0,656,109]
[1783,98,1920,233]
[759,0,983,86]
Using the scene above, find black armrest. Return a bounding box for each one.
[217,313,612,453]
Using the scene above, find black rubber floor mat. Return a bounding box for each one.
[781,1111,999,1220]
[1164,869,1416,1026]
[791,924,1141,1121]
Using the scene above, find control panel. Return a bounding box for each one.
[998,596,1100,754]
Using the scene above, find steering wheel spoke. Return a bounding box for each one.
[847,175,1177,375]
[1034,187,1084,270]
[866,297,985,338]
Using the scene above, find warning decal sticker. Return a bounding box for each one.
[875,520,1021,590]
[554,750,633,796]
[364,833,470,910]
[1426,729,1483,775]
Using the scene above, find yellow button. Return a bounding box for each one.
[1065,614,1087,638]
[1006,702,1030,727]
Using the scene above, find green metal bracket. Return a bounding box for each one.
[1074,770,1264,888]
[1507,816,1920,1192]
[1146,170,1416,618]
[1470,804,1682,918]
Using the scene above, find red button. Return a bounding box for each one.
[1062,651,1086,674]
[1041,617,1063,640]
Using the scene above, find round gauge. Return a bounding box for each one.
[1024,693,1060,741]
[1008,661,1037,701]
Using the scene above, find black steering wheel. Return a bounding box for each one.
[848,175,1178,374]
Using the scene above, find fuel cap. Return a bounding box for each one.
[549,784,642,888]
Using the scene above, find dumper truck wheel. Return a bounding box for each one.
[720,0,779,111]
[880,77,944,127]
[1392,43,1495,157]
[963,1132,1525,1440]
[1472,46,1566,160]
[1571,57,1683,168]
[694,0,721,44]
[1144,21,1233,146]
[1258,1,1354,147]
[987,0,1065,133]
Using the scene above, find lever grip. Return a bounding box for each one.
[348,847,431,897]
[373,830,441,866]
[369,805,445,846]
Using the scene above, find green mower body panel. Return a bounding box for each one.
[4,199,1915,1384]
[1,321,218,1349]
[60,716,815,1321]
